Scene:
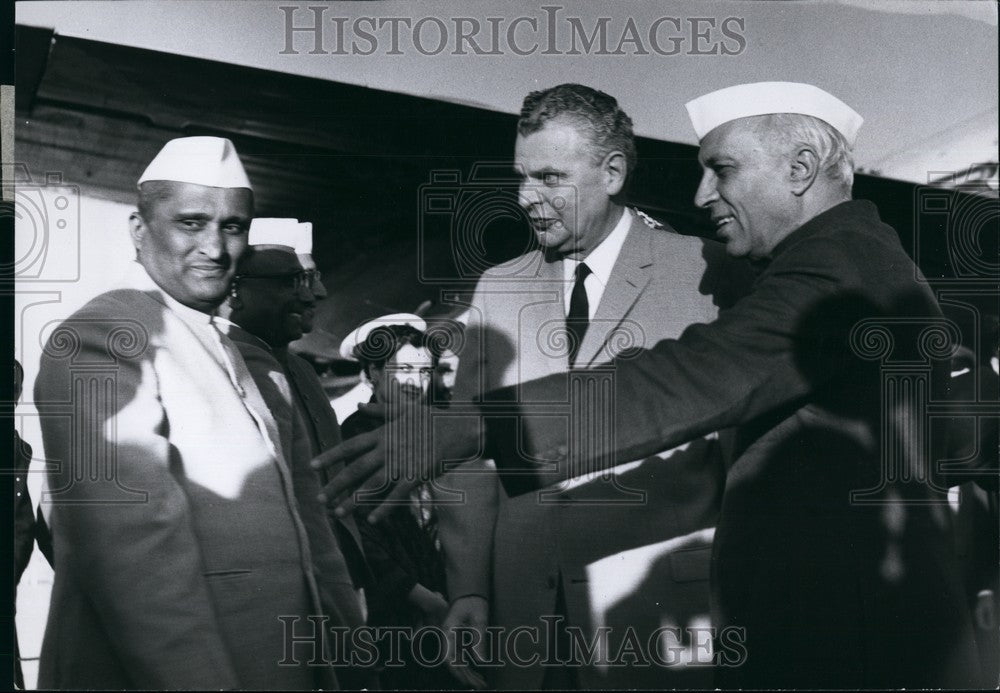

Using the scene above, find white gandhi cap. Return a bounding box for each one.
[138,136,253,190]
[339,313,427,361]
[294,222,313,256]
[685,82,864,146]
[249,217,297,245]
[249,218,313,255]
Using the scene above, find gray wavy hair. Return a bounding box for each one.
[518,83,637,176]
[754,113,855,193]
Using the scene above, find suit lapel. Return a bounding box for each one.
[532,255,573,374]
[578,217,653,367]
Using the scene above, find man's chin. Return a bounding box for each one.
[193,278,232,300]
[186,289,230,312]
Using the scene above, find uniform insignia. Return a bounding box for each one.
[634,208,664,229]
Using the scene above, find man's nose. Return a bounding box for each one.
[693,172,718,209]
[199,226,226,260]
[311,276,328,300]
[518,182,542,210]
[296,280,315,304]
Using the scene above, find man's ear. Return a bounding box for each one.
[789,146,820,196]
[128,211,146,253]
[602,150,628,196]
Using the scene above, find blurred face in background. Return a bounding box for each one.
[230,247,314,348]
[370,343,434,404]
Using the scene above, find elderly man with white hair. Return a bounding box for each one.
[35,137,351,689]
[319,82,983,688]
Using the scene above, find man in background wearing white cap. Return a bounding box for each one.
[320,83,983,687]
[220,220,372,641]
[34,137,346,689]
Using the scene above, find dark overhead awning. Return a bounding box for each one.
[15,24,995,349]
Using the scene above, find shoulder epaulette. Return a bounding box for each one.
[634,208,664,230]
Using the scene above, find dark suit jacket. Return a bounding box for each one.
[282,350,372,591]
[483,201,982,687]
[437,210,745,689]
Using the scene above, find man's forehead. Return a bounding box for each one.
[146,181,253,213]
[698,118,767,162]
[516,119,589,158]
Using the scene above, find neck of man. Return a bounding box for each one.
[271,344,290,362]
[800,186,852,226]
[564,201,625,261]
[765,187,852,258]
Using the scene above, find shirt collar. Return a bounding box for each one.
[563,207,631,286]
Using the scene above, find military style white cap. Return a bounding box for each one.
[294,222,313,255]
[138,136,253,189]
[685,82,864,146]
[339,313,427,361]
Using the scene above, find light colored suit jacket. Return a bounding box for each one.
[34,266,342,690]
[437,211,742,689]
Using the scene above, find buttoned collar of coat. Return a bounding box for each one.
[562,207,632,315]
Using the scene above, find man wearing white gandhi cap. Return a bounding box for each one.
[317,83,984,688]
[35,137,350,689]
[249,217,328,331]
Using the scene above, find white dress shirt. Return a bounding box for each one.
[562,207,632,319]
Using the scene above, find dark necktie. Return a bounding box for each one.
[566,262,591,366]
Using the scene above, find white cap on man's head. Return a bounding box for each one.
[294,222,313,255]
[685,82,864,146]
[138,136,253,189]
[339,313,427,361]
[248,218,313,254]
[249,217,298,246]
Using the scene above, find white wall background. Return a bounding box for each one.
[14,190,135,689]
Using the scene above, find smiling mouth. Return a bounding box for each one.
[713,216,735,229]
[190,265,227,277]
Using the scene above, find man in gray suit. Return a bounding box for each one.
[34,137,354,689]
[436,83,744,689]
[321,82,982,688]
